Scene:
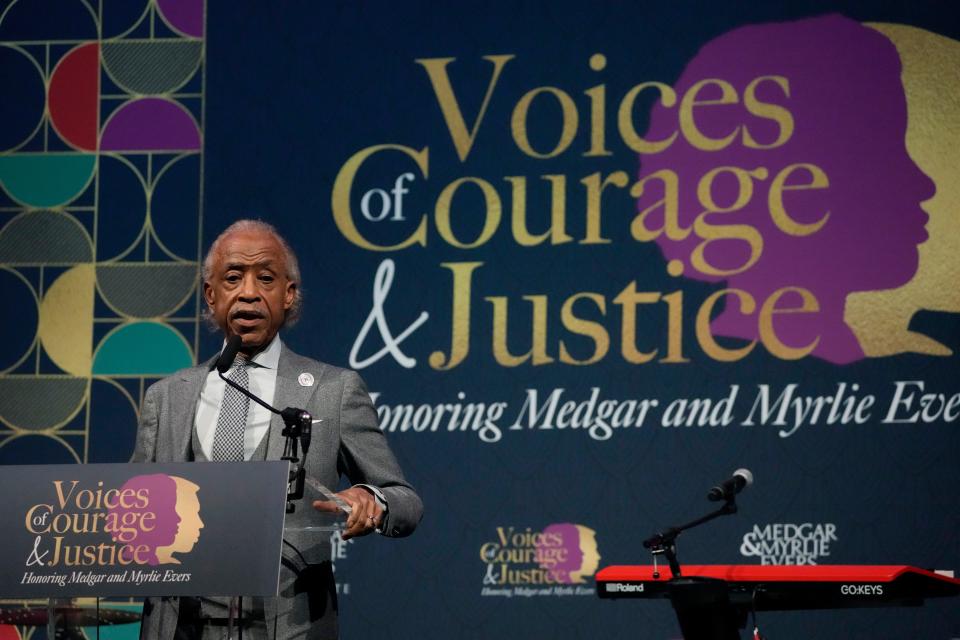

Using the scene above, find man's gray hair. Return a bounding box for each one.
[201,219,303,328]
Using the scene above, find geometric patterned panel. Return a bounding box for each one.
[0,0,205,630]
[0,0,205,469]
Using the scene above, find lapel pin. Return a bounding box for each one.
[298,372,315,387]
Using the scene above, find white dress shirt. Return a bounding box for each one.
[194,335,282,460]
[194,335,389,518]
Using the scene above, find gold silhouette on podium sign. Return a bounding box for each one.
[155,476,204,565]
[847,24,960,356]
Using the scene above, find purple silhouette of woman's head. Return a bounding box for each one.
[109,473,180,566]
[639,15,934,364]
[537,523,583,584]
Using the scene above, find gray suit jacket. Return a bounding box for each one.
[132,344,423,639]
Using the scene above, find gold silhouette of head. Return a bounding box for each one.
[847,25,960,356]
[155,476,204,565]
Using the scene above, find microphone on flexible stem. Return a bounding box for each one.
[707,468,753,502]
[215,335,314,457]
[216,335,243,374]
[216,336,296,428]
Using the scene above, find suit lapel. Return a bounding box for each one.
[174,362,212,461]
[266,346,317,461]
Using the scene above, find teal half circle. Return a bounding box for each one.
[93,322,193,375]
[0,154,95,207]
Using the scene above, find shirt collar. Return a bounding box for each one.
[218,334,282,370]
[252,333,282,370]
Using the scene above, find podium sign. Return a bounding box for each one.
[0,462,288,597]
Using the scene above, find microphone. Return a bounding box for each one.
[216,336,282,417]
[214,336,314,456]
[213,337,319,510]
[216,335,243,374]
[707,468,753,501]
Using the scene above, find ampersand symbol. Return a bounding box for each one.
[739,532,762,557]
[26,535,48,567]
[350,259,429,369]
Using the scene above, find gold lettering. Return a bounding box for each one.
[487,295,554,366]
[660,291,689,363]
[613,281,659,363]
[584,53,612,157]
[52,480,79,509]
[512,87,579,158]
[690,166,767,276]
[415,55,515,162]
[331,144,429,251]
[25,504,51,533]
[768,163,830,236]
[618,82,679,153]
[695,289,757,361]
[506,175,573,246]
[630,168,691,241]
[559,292,609,365]
[758,287,820,359]
[743,75,794,149]
[679,78,739,151]
[581,171,630,244]
[429,262,483,370]
[435,177,502,248]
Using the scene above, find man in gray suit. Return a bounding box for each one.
[132,219,422,639]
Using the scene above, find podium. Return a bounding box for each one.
[0,461,345,638]
[596,564,960,639]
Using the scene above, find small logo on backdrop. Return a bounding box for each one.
[21,474,202,586]
[739,522,837,565]
[479,523,600,597]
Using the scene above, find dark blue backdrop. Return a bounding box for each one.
[2,1,959,639]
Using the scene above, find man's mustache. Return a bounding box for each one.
[231,308,265,320]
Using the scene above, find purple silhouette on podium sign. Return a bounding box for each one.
[109,473,203,566]
[109,473,180,566]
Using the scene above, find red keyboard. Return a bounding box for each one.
[596,565,960,610]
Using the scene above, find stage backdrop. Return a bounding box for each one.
[2,1,960,639]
